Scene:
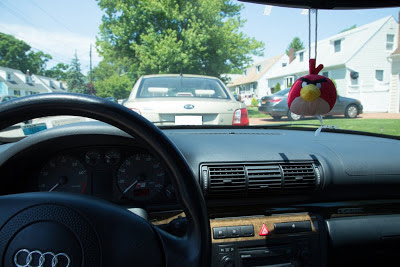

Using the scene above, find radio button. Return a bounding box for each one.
[227,226,241,237]
[213,227,228,239]
[240,225,254,237]
[274,221,312,234]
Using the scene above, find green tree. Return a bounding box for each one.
[95,0,264,79]
[285,37,304,57]
[45,63,69,80]
[251,97,259,107]
[339,25,357,33]
[95,74,133,99]
[66,52,88,94]
[0,32,52,74]
[274,82,281,93]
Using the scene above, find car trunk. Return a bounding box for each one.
[128,98,242,125]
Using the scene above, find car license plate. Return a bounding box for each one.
[21,123,47,135]
[175,116,202,125]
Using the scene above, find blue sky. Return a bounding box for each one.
[0,0,398,73]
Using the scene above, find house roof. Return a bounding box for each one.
[266,16,395,79]
[33,74,68,93]
[0,66,48,93]
[228,54,285,87]
[392,47,400,56]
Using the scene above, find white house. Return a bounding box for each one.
[389,13,400,113]
[33,74,68,93]
[227,54,289,99]
[266,16,399,113]
[0,66,67,96]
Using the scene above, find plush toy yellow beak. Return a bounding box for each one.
[300,84,321,102]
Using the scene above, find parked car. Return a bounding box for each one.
[0,95,17,103]
[123,74,249,126]
[258,88,363,120]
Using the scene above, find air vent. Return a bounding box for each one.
[206,165,246,195]
[201,162,319,197]
[282,163,316,192]
[247,165,282,193]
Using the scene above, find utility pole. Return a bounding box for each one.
[89,44,93,95]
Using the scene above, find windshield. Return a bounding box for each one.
[0,1,399,138]
[136,76,229,99]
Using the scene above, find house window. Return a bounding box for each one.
[60,82,64,89]
[386,34,395,51]
[282,63,287,67]
[256,65,261,73]
[375,70,384,81]
[285,76,294,88]
[243,70,247,76]
[299,52,304,62]
[6,73,12,81]
[13,90,21,96]
[25,75,33,84]
[334,40,341,53]
[350,71,359,85]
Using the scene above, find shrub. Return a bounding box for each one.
[251,97,259,107]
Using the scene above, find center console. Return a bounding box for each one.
[210,214,321,267]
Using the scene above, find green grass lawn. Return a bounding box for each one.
[290,118,400,136]
[247,107,400,136]
[247,107,271,118]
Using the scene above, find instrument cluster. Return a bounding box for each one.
[35,146,177,206]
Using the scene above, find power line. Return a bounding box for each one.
[3,0,35,23]
[29,0,75,34]
[0,2,33,25]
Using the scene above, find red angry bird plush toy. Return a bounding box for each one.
[288,59,337,116]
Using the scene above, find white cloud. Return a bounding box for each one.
[0,23,102,74]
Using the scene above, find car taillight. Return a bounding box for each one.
[129,108,141,115]
[268,98,282,103]
[232,108,249,126]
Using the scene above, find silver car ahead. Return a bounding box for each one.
[123,74,248,126]
[258,88,363,121]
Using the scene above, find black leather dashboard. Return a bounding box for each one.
[1,121,400,266]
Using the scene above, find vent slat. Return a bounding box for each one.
[282,163,316,192]
[208,166,246,196]
[204,162,317,197]
[247,165,282,193]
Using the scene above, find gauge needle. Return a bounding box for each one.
[49,176,67,192]
[123,180,138,194]
[49,183,59,192]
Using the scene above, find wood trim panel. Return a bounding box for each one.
[210,214,317,243]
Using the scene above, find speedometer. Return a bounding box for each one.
[38,155,88,194]
[117,153,166,201]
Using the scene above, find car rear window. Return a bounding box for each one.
[137,77,229,99]
[274,88,290,96]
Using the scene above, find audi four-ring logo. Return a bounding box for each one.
[14,249,71,267]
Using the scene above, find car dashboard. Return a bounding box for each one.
[1,121,400,266]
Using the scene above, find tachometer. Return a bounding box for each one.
[117,153,166,201]
[38,155,88,194]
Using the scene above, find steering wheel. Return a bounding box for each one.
[0,93,211,266]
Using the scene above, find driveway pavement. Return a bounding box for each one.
[250,113,400,125]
